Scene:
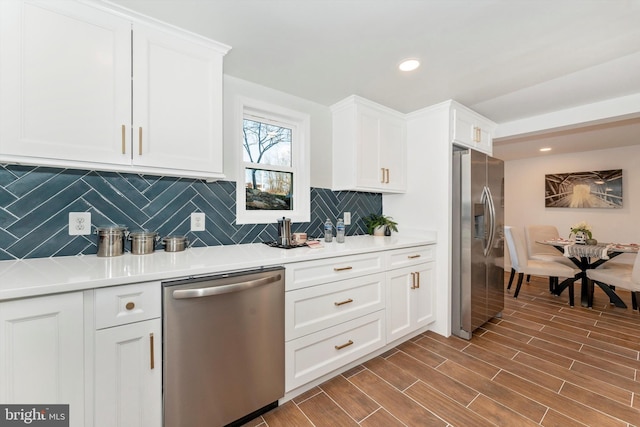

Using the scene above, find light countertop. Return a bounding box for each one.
[0,234,436,301]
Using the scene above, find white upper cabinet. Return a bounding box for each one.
[450,101,496,155]
[0,1,131,166]
[0,0,229,180]
[131,22,226,175]
[331,96,407,193]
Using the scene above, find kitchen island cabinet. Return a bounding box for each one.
[0,0,229,180]
[0,291,85,427]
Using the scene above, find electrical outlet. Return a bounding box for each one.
[343,212,351,225]
[69,212,91,235]
[191,212,205,231]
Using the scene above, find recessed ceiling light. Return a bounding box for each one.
[399,59,420,72]
[539,147,552,152]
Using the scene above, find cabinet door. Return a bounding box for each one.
[386,263,435,342]
[413,262,435,329]
[356,104,406,192]
[132,23,224,174]
[452,106,494,155]
[386,266,414,342]
[0,292,84,427]
[356,105,385,189]
[0,0,131,165]
[378,113,407,192]
[95,319,161,427]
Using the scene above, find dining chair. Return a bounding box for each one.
[586,253,640,309]
[525,225,576,266]
[504,226,581,305]
[525,225,577,292]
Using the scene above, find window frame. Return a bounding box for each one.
[235,96,310,225]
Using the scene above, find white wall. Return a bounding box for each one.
[505,144,640,263]
[222,75,333,188]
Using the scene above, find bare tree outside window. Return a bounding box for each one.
[243,118,293,210]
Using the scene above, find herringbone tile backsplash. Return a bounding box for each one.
[0,164,382,260]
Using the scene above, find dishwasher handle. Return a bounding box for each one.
[172,273,282,299]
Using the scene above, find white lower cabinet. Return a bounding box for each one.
[386,263,435,343]
[285,311,385,391]
[94,319,161,427]
[93,282,162,427]
[284,245,436,393]
[0,292,85,427]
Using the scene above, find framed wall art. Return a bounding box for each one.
[544,169,623,208]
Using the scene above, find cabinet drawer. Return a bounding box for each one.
[285,311,385,391]
[386,245,435,269]
[286,273,385,340]
[286,252,384,290]
[95,282,161,329]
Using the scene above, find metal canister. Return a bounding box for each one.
[129,230,159,255]
[162,235,189,252]
[95,225,128,257]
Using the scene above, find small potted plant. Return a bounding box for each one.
[363,214,398,236]
[570,221,593,245]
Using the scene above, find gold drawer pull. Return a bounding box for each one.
[125,302,135,310]
[408,254,421,259]
[149,333,155,369]
[138,127,143,155]
[334,266,353,272]
[335,340,354,350]
[334,298,354,306]
[121,124,126,154]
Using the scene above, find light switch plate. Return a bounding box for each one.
[69,212,91,235]
[191,212,205,231]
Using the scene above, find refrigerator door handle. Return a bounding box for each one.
[481,186,496,257]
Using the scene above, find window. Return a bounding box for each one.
[236,97,310,224]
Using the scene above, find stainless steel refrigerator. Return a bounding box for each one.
[451,146,504,339]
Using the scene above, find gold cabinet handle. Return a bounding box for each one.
[334,266,353,272]
[411,272,417,289]
[474,126,482,143]
[415,271,420,288]
[335,340,354,350]
[125,301,135,310]
[138,127,143,155]
[385,168,390,183]
[408,254,421,259]
[380,168,385,184]
[149,333,155,369]
[121,125,126,154]
[334,298,354,306]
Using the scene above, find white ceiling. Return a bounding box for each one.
[108,0,640,160]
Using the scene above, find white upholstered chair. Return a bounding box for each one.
[586,253,640,310]
[525,225,577,292]
[525,225,576,266]
[504,226,581,305]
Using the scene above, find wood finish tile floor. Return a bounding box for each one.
[245,275,640,427]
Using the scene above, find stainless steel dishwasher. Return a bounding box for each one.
[162,266,284,427]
